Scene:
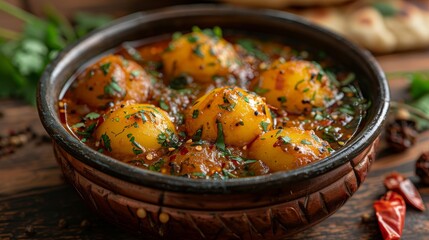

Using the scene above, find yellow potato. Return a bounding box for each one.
[74,55,151,108]
[248,128,332,172]
[162,32,240,83]
[185,86,272,146]
[257,59,337,114]
[95,104,177,157]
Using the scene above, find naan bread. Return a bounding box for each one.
[222,0,352,8]
[293,0,429,53]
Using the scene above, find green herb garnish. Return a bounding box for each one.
[215,121,226,151]
[100,62,111,76]
[104,77,124,97]
[192,109,199,119]
[159,100,169,111]
[260,121,269,132]
[84,112,100,120]
[149,159,164,172]
[254,87,269,95]
[101,133,112,152]
[192,44,204,58]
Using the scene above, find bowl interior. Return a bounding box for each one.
[38,4,390,193]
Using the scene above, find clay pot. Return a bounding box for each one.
[38,5,390,239]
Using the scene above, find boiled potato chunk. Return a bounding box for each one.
[185,86,272,146]
[248,127,332,172]
[74,55,151,108]
[95,104,177,156]
[257,59,337,114]
[167,142,225,178]
[162,31,240,83]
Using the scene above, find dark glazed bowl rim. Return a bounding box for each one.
[38,4,390,194]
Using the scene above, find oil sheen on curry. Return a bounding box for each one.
[60,27,370,179]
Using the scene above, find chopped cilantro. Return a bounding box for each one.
[187,35,199,43]
[100,62,111,76]
[101,133,112,152]
[192,172,207,178]
[159,100,169,111]
[172,32,182,40]
[192,109,199,119]
[301,139,312,145]
[130,70,141,78]
[341,73,355,86]
[193,44,204,58]
[84,112,100,120]
[104,77,124,97]
[192,128,203,142]
[215,121,226,151]
[254,87,269,95]
[71,122,85,128]
[213,26,222,38]
[149,159,164,172]
[280,136,291,144]
[157,129,179,148]
[295,79,305,90]
[260,121,269,132]
[127,133,143,155]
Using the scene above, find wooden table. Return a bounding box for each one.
[1,50,429,240]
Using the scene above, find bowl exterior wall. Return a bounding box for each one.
[54,138,377,239]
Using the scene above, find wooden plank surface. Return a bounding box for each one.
[1,52,429,239]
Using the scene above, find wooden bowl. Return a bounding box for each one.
[38,5,389,239]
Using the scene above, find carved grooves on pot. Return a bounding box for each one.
[54,140,376,240]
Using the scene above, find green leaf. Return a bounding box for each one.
[411,94,429,131]
[73,12,112,38]
[411,94,429,115]
[11,39,48,76]
[409,73,429,100]
[22,20,49,41]
[372,2,398,17]
[45,23,66,50]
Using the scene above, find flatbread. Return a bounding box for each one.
[293,0,429,53]
[222,0,352,8]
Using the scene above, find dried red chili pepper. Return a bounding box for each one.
[384,172,425,211]
[374,191,406,240]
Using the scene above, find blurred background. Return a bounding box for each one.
[2,0,429,105]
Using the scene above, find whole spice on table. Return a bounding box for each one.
[416,152,429,185]
[384,172,425,211]
[24,224,36,237]
[360,212,373,223]
[373,191,406,240]
[385,116,418,152]
[58,218,68,229]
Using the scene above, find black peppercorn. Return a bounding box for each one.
[416,152,429,185]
